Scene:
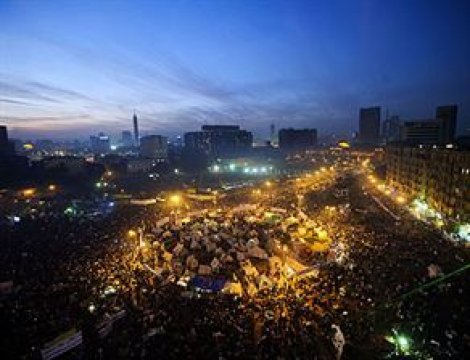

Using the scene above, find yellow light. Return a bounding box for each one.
[23,143,34,150]
[128,230,137,237]
[396,196,406,204]
[169,194,182,205]
[265,181,272,187]
[22,188,35,197]
[385,189,391,195]
[338,141,350,149]
[48,184,56,191]
[252,189,262,196]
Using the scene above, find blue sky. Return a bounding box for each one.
[1,0,469,140]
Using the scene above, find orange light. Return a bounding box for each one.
[22,188,35,197]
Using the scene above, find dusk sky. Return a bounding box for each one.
[1,0,469,140]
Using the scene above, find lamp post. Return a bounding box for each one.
[169,194,182,223]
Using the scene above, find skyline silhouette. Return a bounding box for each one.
[1,0,470,139]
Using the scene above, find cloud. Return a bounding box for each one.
[26,81,93,101]
[0,98,33,105]
[0,81,61,103]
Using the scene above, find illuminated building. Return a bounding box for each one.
[386,144,470,222]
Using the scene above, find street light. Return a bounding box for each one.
[22,188,35,197]
[128,229,137,237]
[169,194,182,206]
[396,195,406,204]
[48,184,56,191]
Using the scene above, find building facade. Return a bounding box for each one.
[90,133,110,154]
[382,115,402,143]
[403,120,441,144]
[386,144,470,222]
[140,135,168,160]
[121,131,133,148]
[184,125,252,158]
[278,128,317,151]
[436,104,457,144]
[0,125,15,156]
[359,107,381,145]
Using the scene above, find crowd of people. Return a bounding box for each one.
[0,169,468,359]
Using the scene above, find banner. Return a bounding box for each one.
[41,330,82,360]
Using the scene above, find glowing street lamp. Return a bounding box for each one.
[169,194,182,206]
[265,180,272,187]
[386,329,411,355]
[22,188,35,197]
[252,189,262,196]
[48,184,56,191]
[396,195,406,204]
[128,229,137,237]
[397,335,410,353]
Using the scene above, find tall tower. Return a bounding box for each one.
[133,111,139,147]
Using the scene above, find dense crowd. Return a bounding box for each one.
[0,172,468,359]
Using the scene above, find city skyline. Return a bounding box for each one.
[1,0,470,140]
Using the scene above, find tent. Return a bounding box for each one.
[189,276,226,292]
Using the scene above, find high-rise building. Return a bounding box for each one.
[121,131,133,147]
[0,125,7,144]
[359,107,381,145]
[133,111,139,147]
[278,128,317,151]
[436,105,457,144]
[386,144,469,222]
[270,123,277,146]
[382,115,403,143]
[403,120,441,144]
[90,133,110,154]
[184,125,253,158]
[0,125,15,156]
[140,135,168,160]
